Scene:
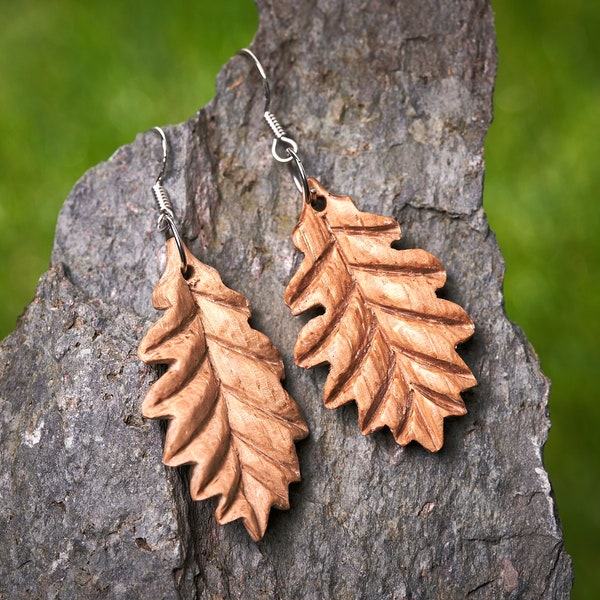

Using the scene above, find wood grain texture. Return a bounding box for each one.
[139,238,308,541]
[285,178,476,451]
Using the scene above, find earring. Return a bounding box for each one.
[239,50,476,452]
[137,127,308,541]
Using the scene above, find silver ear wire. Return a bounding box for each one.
[238,48,271,112]
[153,126,168,184]
[239,49,297,163]
[238,49,312,205]
[150,127,187,271]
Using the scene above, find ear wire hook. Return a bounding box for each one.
[238,49,312,205]
[238,48,271,113]
[153,125,168,184]
[150,126,187,271]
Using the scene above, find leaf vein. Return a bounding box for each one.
[165,372,222,463]
[287,236,336,306]
[412,382,466,413]
[296,280,357,365]
[370,299,472,327]
[221,382,304,430]
[361,347,396,431]
[231,431,298,481]
[205,333,280,367]
[325,307,378,405]
[348,262,443,276]
[397,346,472,376]
[191,290,250,314]
[330,222,398,236]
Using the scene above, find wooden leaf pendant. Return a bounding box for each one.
[138,238,309,541]
[284,178,476,452]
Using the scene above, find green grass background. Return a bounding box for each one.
[0,0,597,596]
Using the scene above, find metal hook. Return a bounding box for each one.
[152,126,168,184]
[239,48,271,113]
[238,48,315,205]
[286,148,311,205]
[239,48,299,166]
[158,212,187,274]
[150,127,187,271]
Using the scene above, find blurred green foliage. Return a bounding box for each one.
[0,0,258,335]
[487,1,599,597]
[0,0,597,596]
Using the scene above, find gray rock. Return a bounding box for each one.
[0,0,572,598]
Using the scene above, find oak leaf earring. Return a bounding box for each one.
[137,127,308,541]
[239,50,476,452]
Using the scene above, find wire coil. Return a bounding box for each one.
[264,111,286,139]
[150,127,187,271]
[152,182,174,218]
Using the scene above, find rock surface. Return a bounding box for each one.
[0,0,573,598]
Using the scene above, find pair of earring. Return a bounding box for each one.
[138,51,476,542]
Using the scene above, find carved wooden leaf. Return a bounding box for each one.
[138,238,308,541]
[284,178,476,452]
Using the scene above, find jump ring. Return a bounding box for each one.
[160,213,187,272]
[286,148,311,204]
[272,136,298,163]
